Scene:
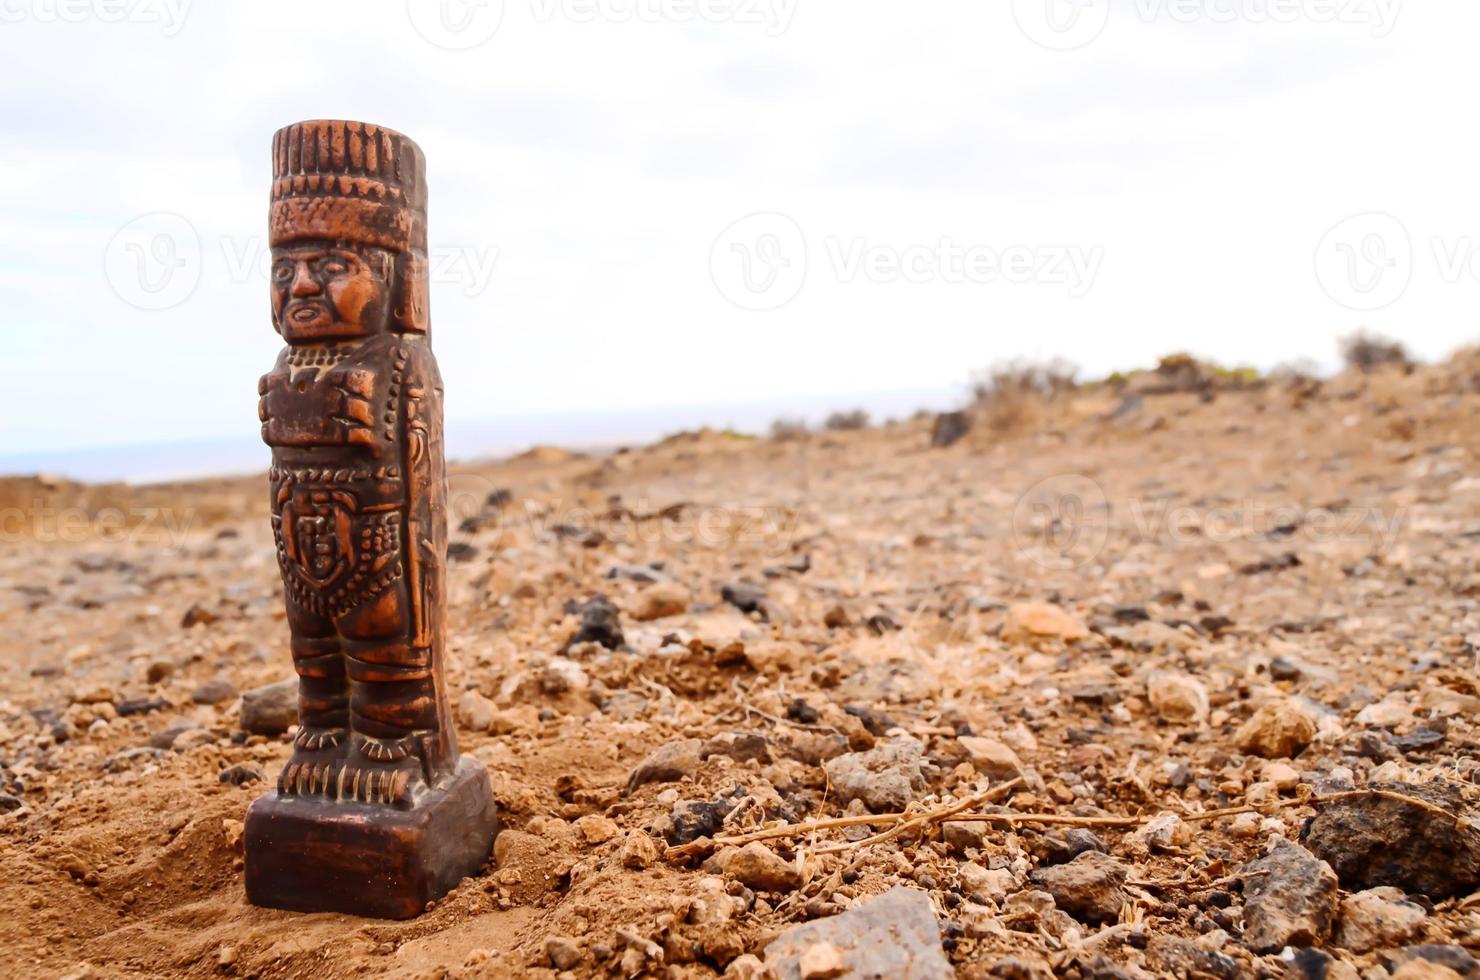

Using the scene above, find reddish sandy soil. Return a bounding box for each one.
[1,351,1478,978]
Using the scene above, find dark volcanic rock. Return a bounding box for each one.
[116,697,169,717]
[218,762,264,785]
[666,797,740,847]
[563,594,624,650]
[1033,828,1107,865]
[1282,947,1341,980]
[1269,656,1304,682]
[701,731,771,764]
[1300,780,1480,900]
[842,703,897,736]
[930,411,971,449]
[720,581,767,615]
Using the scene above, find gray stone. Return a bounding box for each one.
[170,727,216,751]
[545,936,582,971]
[1383,945,1480,978]
[942,820,990,854]
[238,678,296,736]
[456,689,496,733]
[835,658,939,704]
[1335,887,1427,954]
[190,677,238,706]
[148,722,194,750]
[1028,851,1128,925]
[958,863,1014,905]
[102,746,167,772]
[823,737,930,813]
[627,738,703,793]
[1241,837,1339,953]
[1148,937,1239,979]
[764,887,953,980]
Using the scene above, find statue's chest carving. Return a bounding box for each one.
[260,362,394,451]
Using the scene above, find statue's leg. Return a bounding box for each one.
[338,581,439,807]
[278,600,349,798]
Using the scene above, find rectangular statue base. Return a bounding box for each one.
[244,757,498,920]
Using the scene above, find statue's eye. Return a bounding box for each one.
[321,259,348,275]
[272,264,294,282]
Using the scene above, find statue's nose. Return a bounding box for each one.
[290,263,321,297]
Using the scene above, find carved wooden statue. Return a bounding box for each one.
[243,120,498,919]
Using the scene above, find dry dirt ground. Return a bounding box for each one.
[1,351,1478,979]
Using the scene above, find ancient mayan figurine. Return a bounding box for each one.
[244,120,497,919]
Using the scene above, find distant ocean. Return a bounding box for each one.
[0,386,964,484]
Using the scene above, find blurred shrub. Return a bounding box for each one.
[769,417,809,441]
[1340,331,1412,373]
[823,409,871,431]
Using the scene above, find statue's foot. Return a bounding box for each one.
[338,734,428,807]
[294,725,347,751]
[359,732,416,762]
[278,756,346,798]
[277,726,348,798]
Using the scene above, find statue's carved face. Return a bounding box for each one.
[271,244,392,344]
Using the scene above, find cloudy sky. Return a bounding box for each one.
[1,0,1476,470]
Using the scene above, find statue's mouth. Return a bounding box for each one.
[284,302,331,327]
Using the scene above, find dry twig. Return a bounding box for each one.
[665,779,1023,861]
[810,778,1026,857]
[664,784,1466,862]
